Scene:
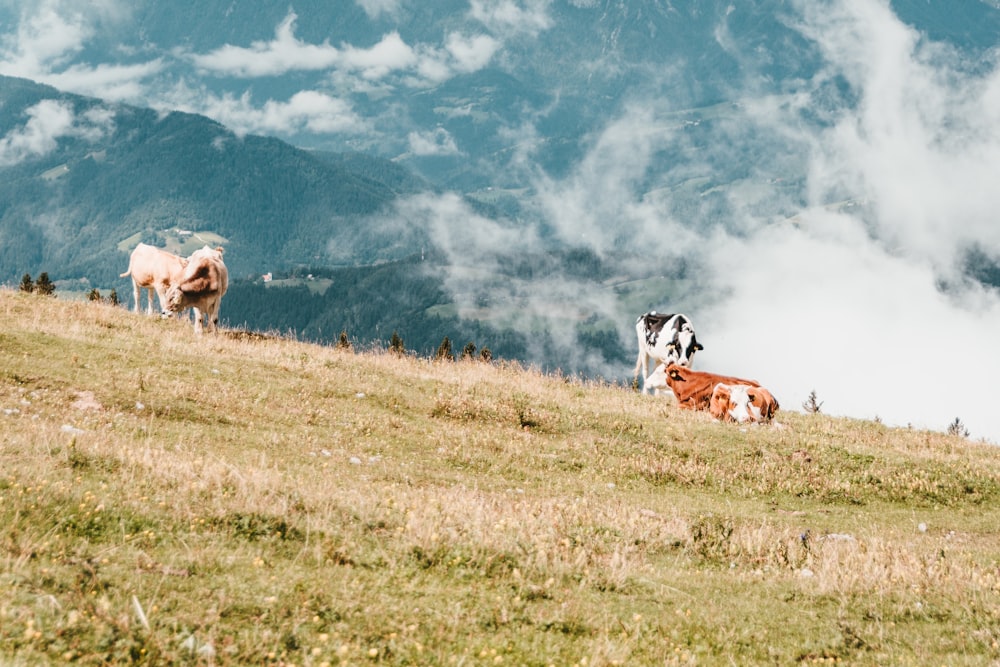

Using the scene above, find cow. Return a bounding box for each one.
[710,383,780,424]
[633,312,703,394]
[164,246,228,333]
[119,243,188,315]
[657,363,759,412]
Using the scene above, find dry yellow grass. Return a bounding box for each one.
[1,289,999,665]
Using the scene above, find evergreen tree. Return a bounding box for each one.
[389,330,405,355]
[337,329,352,350]
[435,336,454,361]
[107,289,119,306]
[88,288,102,302]
[462,341,477,359]
[802,390,823,414]
[19,273,33,293]
[947,417,970,438]
[34,272,55,296]
[479,347,493,363]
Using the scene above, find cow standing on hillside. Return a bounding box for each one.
[164,246,229,333]
[119,243,188,316]
[633,311,703,394]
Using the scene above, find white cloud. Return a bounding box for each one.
[0,1,160,102]
[0,99,113,166]
[0,3,90,75]
[339,31,417,79]
[408,128,460,156]
[188,12,342,77]
[0,2,499,144]
[786,0,1000,275]
[41,59,164,101]
[445,32,501,73]
[162,85,370,138]
[187,12,496,88]
[469,0,553,38]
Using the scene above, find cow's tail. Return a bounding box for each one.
[119,269,131,278]
[632,353,646,391]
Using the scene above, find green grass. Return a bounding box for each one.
[1,289,999,665]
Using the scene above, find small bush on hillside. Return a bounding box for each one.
[34,272,55,296]
[435,336,454,361]
[802,390,823,414]
[19,273,33,293]
[389,330,405,355]
[336,330,352,350]
[947,417,970,438]
[479,346,492,362]
[107,289,119,306]
[462,341,477,359]
[88,288,102,302]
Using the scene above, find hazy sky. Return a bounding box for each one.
[2,0,1000,441]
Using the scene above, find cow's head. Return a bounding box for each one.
[665,364,687,383]
[711,383,778,423]
[747,387,779,422]
[164,285,184,312]
[671,320,703,368]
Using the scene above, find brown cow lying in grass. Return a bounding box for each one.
[646,363,759,411]
[648,363,780,423]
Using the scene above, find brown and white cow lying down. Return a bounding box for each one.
[164,246,228,333]
[649,363,760,412]
[119,243,188,316]
[649,364,760,410]
[710,383,780,424]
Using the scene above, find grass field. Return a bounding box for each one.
[1,289,998,665]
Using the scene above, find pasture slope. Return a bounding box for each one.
[1,289,999,666]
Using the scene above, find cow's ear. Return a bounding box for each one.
[694,342,704,351]
[668,368,681,380]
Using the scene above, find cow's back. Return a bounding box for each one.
[665,365,759,411]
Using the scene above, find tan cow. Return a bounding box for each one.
[710,383,780,423]
[164,246,229,333]
[119,243,188,315]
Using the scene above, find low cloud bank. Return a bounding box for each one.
[414,0,1000,441]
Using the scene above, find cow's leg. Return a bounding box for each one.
[192,307,205,334]
[131,281,142,314]
[143,286,155,315]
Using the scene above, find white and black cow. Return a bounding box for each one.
[633,311,703,395]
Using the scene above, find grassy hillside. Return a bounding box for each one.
[1,290,999,665]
